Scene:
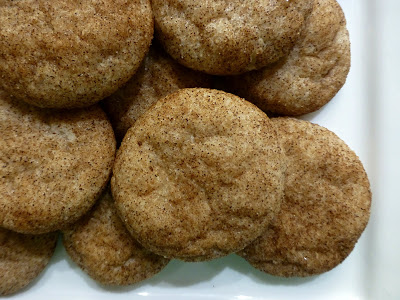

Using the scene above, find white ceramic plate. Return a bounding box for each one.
[6,0,400,299]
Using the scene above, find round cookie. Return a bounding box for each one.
[0,91,116,234]
[239,118,371,277]
[226,0,350,115]
[0,228,58,296]
[63,186,170,286]
[0,0,153,108]
[111,88,285,261]
[102,43,212,142]
[151,0,314,75]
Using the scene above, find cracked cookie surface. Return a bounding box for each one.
[111,88,285,261]
[0,91,116,234]
[239,118,371,277]
[151,0,313,75]
[226,0,350,115]
[0,0,153,108]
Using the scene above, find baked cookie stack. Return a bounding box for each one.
[0,0,371,296]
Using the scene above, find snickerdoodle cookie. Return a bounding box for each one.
[151,0,313,75]
[0,91,116,234]
[102,44,212,142]
[226,0,350,115]
[0,0,153,108]
[112,88,285,261]
[239,118,371,277]
[0,228,58,296]
[63,186,169,286]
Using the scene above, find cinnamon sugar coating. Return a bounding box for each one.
[0,228,58,296]
[112,88,285,261]
[102,44,212,142]
[152,0,313,75]
[63,187,169,286]
[0,0,153,108]
[226,0,350,115]
[0,92,116,234]
[239,118,371,277]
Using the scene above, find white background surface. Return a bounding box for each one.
[5,0,400,299]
